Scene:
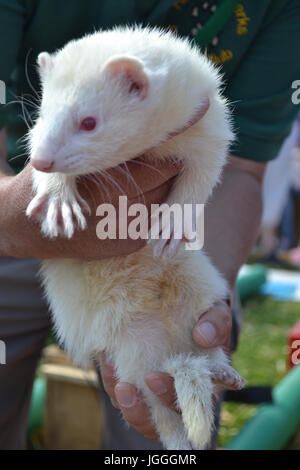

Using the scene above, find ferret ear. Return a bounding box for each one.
[103,56,149,99]
[37,52,53,76]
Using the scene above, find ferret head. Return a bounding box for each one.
[29,36,167,175]
[28,29,229,182]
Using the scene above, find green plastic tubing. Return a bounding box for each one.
[28,377,46,435]
[226,365,300,450]
[237,264,267,301]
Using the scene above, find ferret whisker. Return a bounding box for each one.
[22,92,41,107]
[123,162,145,204]
[23,156,31,167]
[25,49,41,101]
[86,170,119,204]
[16,96,39,110]
[25,156,31,166]
[5,99,30,108]
[127,158,167,179]
[15,139,27,152]
[10,90,40,107]
[17,133,31,146]
[22,101,33,127]
[83,173,107,203]
[17,111,30,131]
[120,162,138,190]
[7,151,29,163]
[8,96,33,130]
[90,172,113,204]
[79,178,98,211]
[89,172,114,206]
[116,163,145,205]
[113,164,133,191]
[101,169,127,197]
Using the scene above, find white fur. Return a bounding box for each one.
[26,27,242,450]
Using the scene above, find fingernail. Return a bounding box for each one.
[115,384,137,408]
[146,374,169,395]
[195,321,217,346]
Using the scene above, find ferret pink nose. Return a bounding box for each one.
[31,159,54,172]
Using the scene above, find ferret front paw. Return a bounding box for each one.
[26,190,91,239]
[151,235,183,259]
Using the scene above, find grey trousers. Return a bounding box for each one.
[0,257,240,450]
[0,257,50,449]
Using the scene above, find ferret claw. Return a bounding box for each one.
[149,211,184,258]
[151,236,184,258]
[211,366,246,391]
[26,193,48,219]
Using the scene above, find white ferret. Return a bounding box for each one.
[26,27,244,450]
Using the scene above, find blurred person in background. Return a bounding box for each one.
[257,115,300,259]
[257,114,300,266]
[278,117,300,266]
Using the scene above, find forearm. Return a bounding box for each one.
[0,171,136,258]
[204,155,265,290]
[0,162,179,259]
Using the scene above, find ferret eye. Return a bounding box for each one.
[80,117,96,131]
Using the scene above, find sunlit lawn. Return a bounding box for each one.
[218,296,300,448]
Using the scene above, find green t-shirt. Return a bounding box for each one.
[0,0,300,172]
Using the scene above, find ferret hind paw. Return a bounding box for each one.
[211,364,246,391]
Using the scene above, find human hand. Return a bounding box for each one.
[100,299,234,441]
[0,158,182,259]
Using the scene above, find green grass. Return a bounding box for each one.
[218,296,300,448]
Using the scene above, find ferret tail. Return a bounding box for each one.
[163,354,215,449]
